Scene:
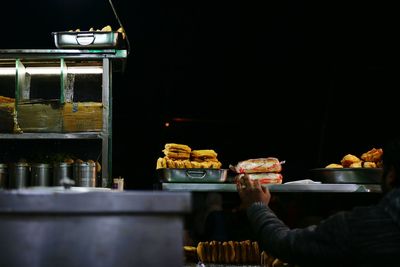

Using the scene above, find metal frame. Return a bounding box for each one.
[0,49,127,187]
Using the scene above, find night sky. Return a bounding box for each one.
[1,0,399,189]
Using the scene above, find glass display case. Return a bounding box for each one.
[0,49,127,188]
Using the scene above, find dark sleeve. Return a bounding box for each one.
[247,202,352,266]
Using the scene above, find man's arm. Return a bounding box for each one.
[247,202,351,266]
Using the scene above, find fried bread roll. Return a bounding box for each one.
[197,242,206,262]
[217,241,223,263]
[349,161,362,168]
[363,161,377,168]
[163,150,190,159]
[234,241,241,264]
[165,143,192,153]
[325,163,343,168]
[252,241,260,265]
[361,148,383,162]
[156,157,167,169]
[191,149,217,158]
[340,154,361,168]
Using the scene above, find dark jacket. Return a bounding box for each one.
[247,188,400,267]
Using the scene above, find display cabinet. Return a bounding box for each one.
[0,49,127,188]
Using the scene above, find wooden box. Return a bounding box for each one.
[62,102,103,132]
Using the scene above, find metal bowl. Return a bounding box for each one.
[309,168,383,184]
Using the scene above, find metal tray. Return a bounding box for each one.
[309,168,383,184]
[157,168,228,183]
[52,31,122,49]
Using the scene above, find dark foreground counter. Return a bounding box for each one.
[0,187,191,267]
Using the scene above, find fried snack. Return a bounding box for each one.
[197,242,206,262]
[190,161,202,168]
[165,143,192,153]
[234,241,241,264]
[240,241,248,264]
[210,161,222,169]
[191,149,218,159]
[363,161,377,168]
[340,154,361,168]
[0,95,15,103]
[252,241,260,265]
[183,160,192,168]
[101,25,112,31]
[166,158,176,168]
[210,241,218,263]
[349,161,362,168]
[325,163,343,168]
[175,160,185,168]
[361,148,383,162]
[117,26,126,39]
[228,241,236,263]
[217,241,223,264]
[163,150,190,159]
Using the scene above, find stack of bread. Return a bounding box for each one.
[156,143,222,169]
[325,148,383,168]
[231,157,283,184]
[196,240,260,265]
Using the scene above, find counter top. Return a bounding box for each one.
[0,188,191,213]
[162,183,382,193]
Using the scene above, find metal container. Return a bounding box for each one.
[53,162,73,186]
[309,168,383,184]
[157,168,228,183]
[0,163,7,188]
[74,161,96,187]
[31,163,52,186]
[52,31,121,49]
[0,189,191,267]
[9,162,30,189]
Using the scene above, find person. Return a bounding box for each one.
[236,138,400,267]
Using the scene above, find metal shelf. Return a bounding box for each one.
[161,183,382,193]
[0,132,102,139]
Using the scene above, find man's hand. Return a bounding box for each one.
[236,174,271,209]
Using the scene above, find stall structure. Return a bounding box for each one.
[0,49,127,188]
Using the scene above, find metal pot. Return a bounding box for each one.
[0,163,7,188]
[74,161,96,187]
[53,162,73,186]
[31,163,52,186]
[9,162,30,189]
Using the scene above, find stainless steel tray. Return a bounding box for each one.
[309,168,383,184]
[157,168,228,183]
[52,31,122,49]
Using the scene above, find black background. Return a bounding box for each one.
[1,0,399,189]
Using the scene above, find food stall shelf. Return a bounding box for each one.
[162,183,382,193]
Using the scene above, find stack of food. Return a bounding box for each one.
[231,157,283,184]
[325,148,383,168]
[156,143,222,169]
[196,240,260,265]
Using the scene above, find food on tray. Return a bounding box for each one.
[238,172,283,184]
[341,154,362,168]
[325,163,343,168]
[232,157,282,174]
[0,96,15,104]
[325,148,383,169]
[163,143,191,159]
[156,143,222,169]
[196,240,260,265]
[363,161,377,168]
[361,147,383,162]
[231,157,284,184]
[101,25,112,32]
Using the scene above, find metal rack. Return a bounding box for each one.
[162,182,382,193]
[0,49,127,187]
